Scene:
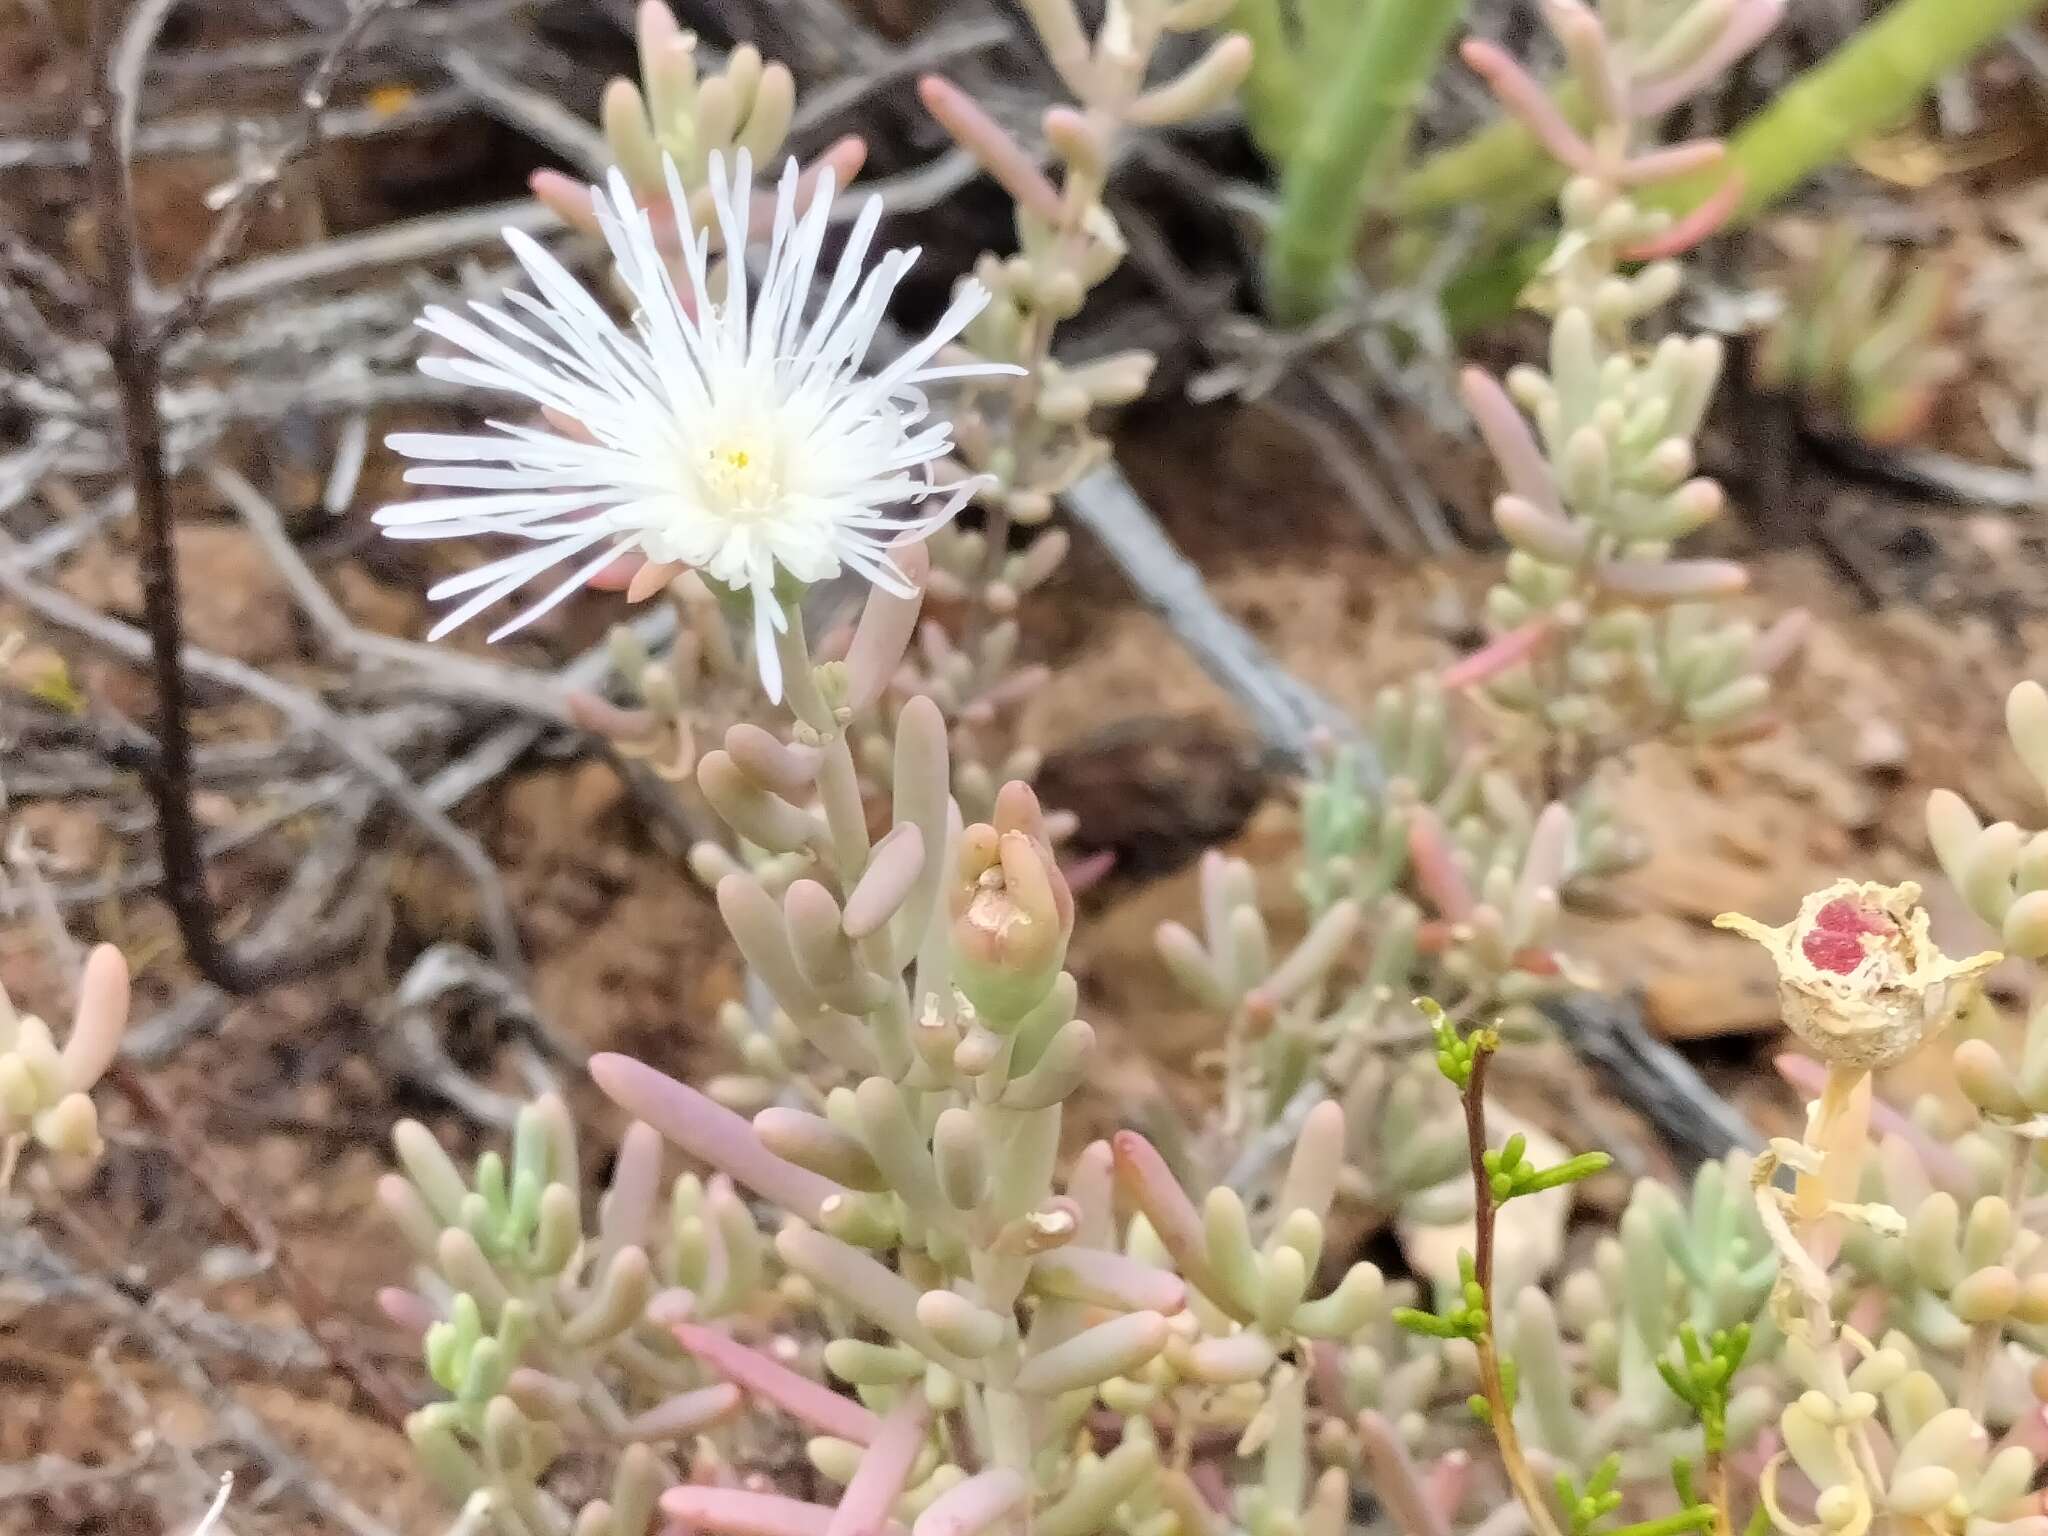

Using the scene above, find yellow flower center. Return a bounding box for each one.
[700,436,780,516]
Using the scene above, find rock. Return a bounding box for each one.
[1035,715,1274,885]
[1643,937,1783,1039]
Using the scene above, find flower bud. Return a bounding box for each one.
[949,784,1074,1024]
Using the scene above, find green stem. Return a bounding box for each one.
[1390,79,1589,218]
[1422,0,2047,331]
[1461,1045,1570,1536]
[1648,0,2048,223]
[1264,0,1471,324]
[1707,1450,1735,1536]
[1608,1511,1717,1536]
[983,1381,1036,1474]
[1232,0,1304,160]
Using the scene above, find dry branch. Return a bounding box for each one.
[82,0,428,994]
[0,559,524,967]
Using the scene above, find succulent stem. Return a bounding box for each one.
[1458,1040,1569,1536]
[1263,0,1470,324]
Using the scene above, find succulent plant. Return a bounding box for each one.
[344,5,2048,1536]
[0,942,129,1172]
[1753,222,1959,446]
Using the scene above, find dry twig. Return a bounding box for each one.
[83,0,410,994]
[0,558,523,966]
[0,1225,404,1536]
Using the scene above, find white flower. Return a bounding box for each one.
[375,151,1014,701]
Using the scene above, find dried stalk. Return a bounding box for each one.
[82,0,407,994]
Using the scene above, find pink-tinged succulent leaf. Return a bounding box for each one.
[376,1174,443,1259]
[1441,620,1554,691]
[1995,1404,2048,1462]
[1406,806,1476,921]
[57,944,129,1093]
[1189,1463,1231,1516]
[795,138,870,209]
[626,559,687,603]
[1031,1244,1188,1313]
[1617,138,1726,186]
[843,824,926,941]
[675,1321,881,1445]
[1157,1470,1229,1536]
[1110,1131,1234,1313]
[1463,366,1561,514]
[1183,1329,1279,1385]
[1066,1139,1116,1247]
[591,1053,846,1221]
[911,1471,1030,1536]
[1415,921,1558,975]
[1460,38,1598,174]
[1011,1310,1170,1394]
[1749,609,1810,676]
[725,724,824,799]
[1544,0,1625,127]
[1424,1450,1474,1527]
[1062,848,1117,896]
[1356,1410,1451,1536]
[1630,0,1786,118]
[601,1120,665,1259]
[917,75,1063,220]
[529,137,868,249]
[649,1289,698,1327]
[506,1366,586,1421]
[825,1394,931,1536]
[629,1382,746,1440]
[1517,803,1575,910]
[1278,1098,1346,1223]
[663,1488,894,1536]
[1493,493,1592,565]
[376,1286,439,1338]
[564,689,658,740]
[1127,32,1255,126]
[1595,557,1747,601]
[1620,173,1744,261]
[846,542,931,710]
